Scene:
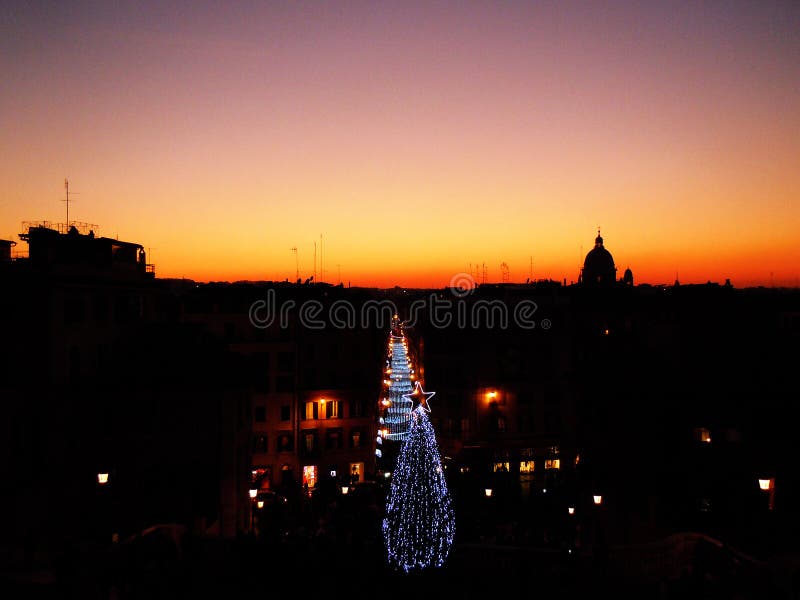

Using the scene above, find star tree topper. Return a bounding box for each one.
[403,381,435,413]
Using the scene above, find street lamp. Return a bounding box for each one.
[97,473,109,485]
[484,488,493,497]
[341,486,349,495]
[593,495,603,505]
[759,477,775,510]
[257,500,265,509]
[568,507,575,515]
[249,488,258,499]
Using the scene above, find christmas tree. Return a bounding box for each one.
[382,384,455,572]
[380,316,415,442]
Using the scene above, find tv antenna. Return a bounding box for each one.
[61,178,79,226]
[290,247,299,281]
[501,262,510,283]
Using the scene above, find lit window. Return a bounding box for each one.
[302,465,318,489]
[493,461,510,473]
[519,460,535,473]
[325,400,340,419]
[694,427,712,443]
[305,401,317,420]
[349,462,364,484]
[545,458,560,470]
[277,433,293,452]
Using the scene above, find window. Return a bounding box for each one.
[304,401,318,420]
[277,433,293,452]
[254,406,266,423]
[302,431,317,454]
[519,460,535,473]
[694,427,712,443]
[302,465,318,490]
[493,461,510,473]
[326,429,342,450]
[545,458,561,470]
[280,405,290,422]
[349,462,364,484]
[324,400,341,419]
[351,430,362,448]
[253,434,267,453]
[349,398,364,418]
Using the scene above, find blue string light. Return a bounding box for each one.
[382,406,455,572]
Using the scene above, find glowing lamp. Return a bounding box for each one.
[759,478,773,491]
[97,473,109,485]
[341,486,349,495]
[384,472,391,478]
[257,500,264,509]
[330,469,337,477]
[484,488,493,497]
[249,489,258,499]
[593,495,603,505]
[568,507,575,515]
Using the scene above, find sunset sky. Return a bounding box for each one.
[2,1,798,287]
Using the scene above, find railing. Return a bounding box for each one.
[21,221,99,235]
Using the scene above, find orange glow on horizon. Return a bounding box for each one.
[1,4,798,289]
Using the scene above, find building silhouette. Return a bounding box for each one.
[580,229,618,286]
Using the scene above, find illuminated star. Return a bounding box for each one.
[403,381,435,413]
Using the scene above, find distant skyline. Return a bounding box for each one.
[2,1,799,287]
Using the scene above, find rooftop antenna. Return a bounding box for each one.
[319,234,323,283]
[313,241,317,284]
[529,256,533,281]
[501,262,510,283]
[61,178,78,226]
[337,263,342,284]
[291,246,299,281]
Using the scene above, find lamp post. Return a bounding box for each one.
[758,478,775,511]
[249,489,258,533]
[96,470,115,544]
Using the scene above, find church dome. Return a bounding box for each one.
[582,230,617,285]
